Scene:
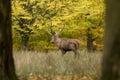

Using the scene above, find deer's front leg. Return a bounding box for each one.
[61,49,66,56]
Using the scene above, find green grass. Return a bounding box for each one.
[13,50,102,80]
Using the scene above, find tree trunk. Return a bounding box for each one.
[21,35,29,51]
[87,28,95,52]
[0,0,18,80]
[102,0,120,80]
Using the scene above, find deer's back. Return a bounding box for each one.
[59,38,79,50]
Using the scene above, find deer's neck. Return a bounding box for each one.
[54,37,61,47]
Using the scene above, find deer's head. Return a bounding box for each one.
[47,22,65,43]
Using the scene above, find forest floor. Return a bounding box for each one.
[13,50,102,80]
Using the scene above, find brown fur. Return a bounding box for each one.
[51,34,79,57]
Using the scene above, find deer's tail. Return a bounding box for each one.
[75,39,80,49]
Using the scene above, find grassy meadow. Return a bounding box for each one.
[13,50,102,80]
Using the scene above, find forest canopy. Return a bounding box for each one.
[12,0,104,51]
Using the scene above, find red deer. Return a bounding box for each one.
[48,22,80,57]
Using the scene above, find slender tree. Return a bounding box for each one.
[0,0,18,80]
[102,0,120,80]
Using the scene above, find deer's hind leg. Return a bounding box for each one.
[73,50,79,58]
[71,45,79,58]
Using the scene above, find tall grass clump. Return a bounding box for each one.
[13,50,102,80]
